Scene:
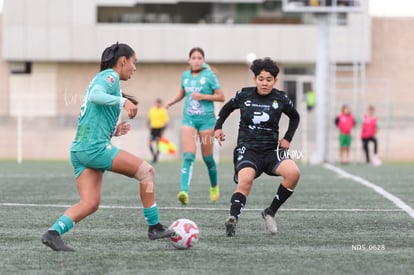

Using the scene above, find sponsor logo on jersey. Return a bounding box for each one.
[185,86,203,93]
[244,100,270,109]
[107,75,115,84]
[252,111,270,124]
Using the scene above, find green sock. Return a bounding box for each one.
[180,152,195,192]
[49,215,74,235]
[143,204,159,226]
[202,154,217,188]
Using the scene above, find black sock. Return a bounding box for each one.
[268,184,293,216]
[229,192,246,220]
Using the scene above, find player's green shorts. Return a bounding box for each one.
[182,113,216,131]
[70,143,120,178]
[339,133,352,148]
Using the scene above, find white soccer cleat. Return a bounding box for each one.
[261,209,278,235]
[372,154,382,166]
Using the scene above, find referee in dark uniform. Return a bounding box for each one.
[214,57,300,237]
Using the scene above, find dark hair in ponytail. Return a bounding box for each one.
[100,42,135,71]
[100,42,138,105]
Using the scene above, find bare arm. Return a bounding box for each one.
[166,88,186,109]
[191,89,225,102]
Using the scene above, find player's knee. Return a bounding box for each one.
[135,161,156,193]
[292,166,301,181]
[135,161,155,183]
[288,166,300,183]
[282,161,300,182]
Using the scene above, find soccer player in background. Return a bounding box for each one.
[214,57,301,237]
[148,98,169,163]
[335,104,355,164]
[166,47,225,205]
[360,105,381,165]
[41,42,173,252]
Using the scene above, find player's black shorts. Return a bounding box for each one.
[150,128,164,141]
[232,144,290,184]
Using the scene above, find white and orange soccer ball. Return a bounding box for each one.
[169,218,199,249]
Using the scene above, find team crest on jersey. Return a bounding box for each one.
[200,77,206,85]
[106,75,115,84]
[272,100,279,109]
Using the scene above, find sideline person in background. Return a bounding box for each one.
[335,104,355,164]
[148,98,169,163]
[214,57,301,237]
[41,42,173,252]
[306,89,316,111]
[166,47,225,205]
[360,105,381,165]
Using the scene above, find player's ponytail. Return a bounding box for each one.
[100,42,135,71]
[122,93,139,106]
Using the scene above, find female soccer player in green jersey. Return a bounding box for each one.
[41,42,173,251]
[166,47,225,205]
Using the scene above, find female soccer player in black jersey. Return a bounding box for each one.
[214,57,300,237]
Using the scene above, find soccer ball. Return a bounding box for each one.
[169,218,199,249]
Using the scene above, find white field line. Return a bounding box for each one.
[0,202,404,213]
[324,163,414,219]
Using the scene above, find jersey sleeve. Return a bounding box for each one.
[88,85,124,106]
[208,71,222,91]
[214,90,241,130]
[281,94,300,142]
[88,71,123,107]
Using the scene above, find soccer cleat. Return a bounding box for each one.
[148,223,175,240]
[225,216,237,237]
[41,230,75,252]
[372,154,382,166]
[177,191,189,205]
[261,208,278,235]
[210,185,220,202]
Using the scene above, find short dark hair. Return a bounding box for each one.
[250,57,280,77]
[100,42,135,71]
